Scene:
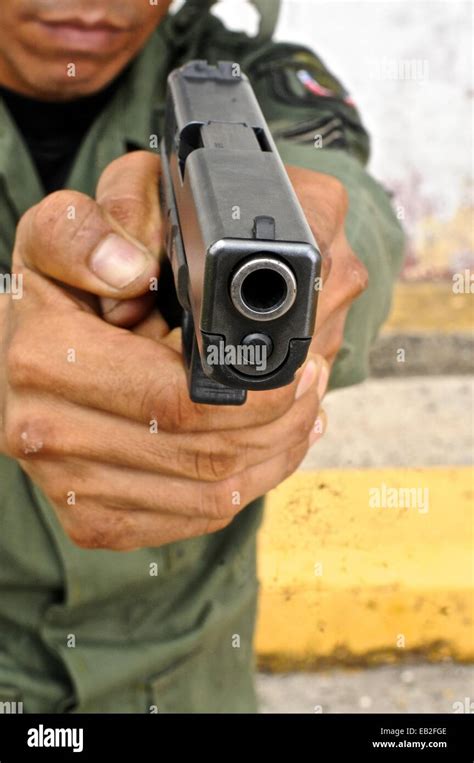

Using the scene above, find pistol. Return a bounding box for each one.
[158,60,321,405]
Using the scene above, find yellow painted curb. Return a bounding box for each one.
[256,467,474,670]
[383,282,473,334]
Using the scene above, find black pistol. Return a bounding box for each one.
[159,60,321,405]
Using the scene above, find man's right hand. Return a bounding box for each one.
[0,152,327,551]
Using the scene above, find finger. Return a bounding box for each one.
[311,303,349,362]
[24,434,310,534]
[316,232,368,328]
[14,152,163,301]
[158,327,182,353]
[132,310,172,341]
[112,434,311,520]
[14,190,158,300]
[96,152,164,325]
[96,151,163,255]
[101,292,158,328]
[10,373,320,481]
[8,310,324,432]
[52,498,228,551]
[285,166,348,255]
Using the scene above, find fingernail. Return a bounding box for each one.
[309,410,327,446]
[317,361,330,400]
[90,234,149,289]
[295,359,318,400]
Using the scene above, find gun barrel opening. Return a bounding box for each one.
[230,257,297,321]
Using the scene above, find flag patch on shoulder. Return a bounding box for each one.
[296,69,355,107]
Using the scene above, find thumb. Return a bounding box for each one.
[13,152,162,323]
[96,151,164,326]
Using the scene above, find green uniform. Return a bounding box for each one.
[0,1,404,712]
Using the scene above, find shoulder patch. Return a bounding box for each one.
[296,69,355,107]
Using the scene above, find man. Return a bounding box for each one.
[0,0,404,712]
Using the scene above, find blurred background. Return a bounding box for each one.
[274,0,473,282]
[176,0,474,712]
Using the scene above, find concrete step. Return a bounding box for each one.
[370,282,473,376]
[256,374,473,670]
[256,465,473,670]
[302,376,473,470]
[257,664,474,714]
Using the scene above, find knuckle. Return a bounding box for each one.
[345,248,369,293]
[131,364,192,432]
[205,478,239,521]
[5,334,33,388]
[101,196,145,231]
[200,517,232,537]
[66,524,103,550]
[43,480,68,507]
[195,441,241,482]
[3,408,48,460]
[32,191,89,244]
[354,259,369,291]
[65,508,135,551]
[5,321,53,391]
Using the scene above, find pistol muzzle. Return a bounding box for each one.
[229,257,297,321]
